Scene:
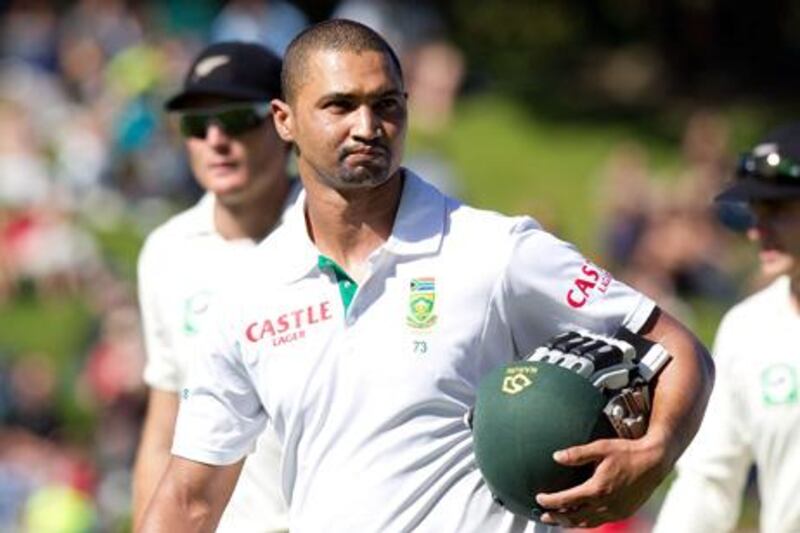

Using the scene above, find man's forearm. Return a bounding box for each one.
[132,389,180,530]
[138,456,244,533]
[642,309,715,467]
[138,469,217,533]
[132,434,173,529]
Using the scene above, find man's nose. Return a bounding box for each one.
[352,105,382,140]
[748,215,773,242]
[204,122,231,145]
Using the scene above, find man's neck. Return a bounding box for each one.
[303,171,404,283]
[213,177,291,242]
[791,274,800,315]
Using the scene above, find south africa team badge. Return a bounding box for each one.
[407,277,437,330]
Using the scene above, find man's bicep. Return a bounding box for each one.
[638,308,714,385]
[638,308,715,456]
[500,225,656,353]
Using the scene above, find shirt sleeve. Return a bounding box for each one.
[171,303,267,466]
[138,235,182,392]
[653,311,752,533]
[494,219,656,357]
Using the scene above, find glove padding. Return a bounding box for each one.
[526,329,671,439]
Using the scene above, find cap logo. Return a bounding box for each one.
[193,55,230,79]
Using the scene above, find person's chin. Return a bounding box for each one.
[759,251,795,279]
[339,165,392,188]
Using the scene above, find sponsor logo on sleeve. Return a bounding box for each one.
[245,301,333,347]
[566,262,612,309]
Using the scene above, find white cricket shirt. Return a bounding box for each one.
[139,181,300,533]
[654,275,800,533]
[173,171,656,533]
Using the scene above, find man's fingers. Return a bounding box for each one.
[540,506,615,529]
[553,438,614,466]
[535,479,593,510]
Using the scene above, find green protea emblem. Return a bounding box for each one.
[407,277,437,329]
[182,290,212,335]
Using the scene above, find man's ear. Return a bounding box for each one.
[271,99,294,143]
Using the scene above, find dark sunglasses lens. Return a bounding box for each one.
[180,114,211,138]
[215,108,263,135]
[179,107,266,138]
[716,201,755,232]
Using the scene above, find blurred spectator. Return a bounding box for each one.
[0,100,51,207]
[0,0,58,72]
[5,353,61,438]
[58,0,143,103]
[332,0,445,62]
[404,39,466,198]
[210,0,308,56]
[598,112,739,315]
[598,141,653,268]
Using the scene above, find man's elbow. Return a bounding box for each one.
[138,468,215,532]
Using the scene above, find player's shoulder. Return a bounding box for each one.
[140,195,212,253]
[721,275,790,326]
[725,276,789,319]
[444,197,544,248]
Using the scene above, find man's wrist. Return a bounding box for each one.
[638,424,675,478]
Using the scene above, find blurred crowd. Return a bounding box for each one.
[0,1,758,532]
[597,110,746,329]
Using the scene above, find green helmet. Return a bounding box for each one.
[471,360,616,521]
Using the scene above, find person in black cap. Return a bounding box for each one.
[131,41,298,532]
[655,123,800,533]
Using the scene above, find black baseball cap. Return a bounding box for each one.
[715,122,800,202]
[165,41,282,111]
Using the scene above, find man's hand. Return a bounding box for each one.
[537,309,714,528]
[535,430,669,527]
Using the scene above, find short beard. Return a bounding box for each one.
[334,161,392,188]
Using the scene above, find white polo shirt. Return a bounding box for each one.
[139,181,300,533]
[654,275,800,533]
[173,171,655,533]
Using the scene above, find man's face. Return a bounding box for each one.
[747,198,800,278]
[273,49,407,190]
[181,96,288,205]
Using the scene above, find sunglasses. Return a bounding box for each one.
[178,103,271,139]
[736,150,800,182]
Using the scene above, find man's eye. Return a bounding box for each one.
[375,99,400,112]
[325,100,355,112]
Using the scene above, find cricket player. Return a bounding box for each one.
[132,42,298,532]
[139,20,713,532]
[654,123,800,533]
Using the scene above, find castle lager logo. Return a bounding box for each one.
[245,301,333,347]
[407,277,437,329]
